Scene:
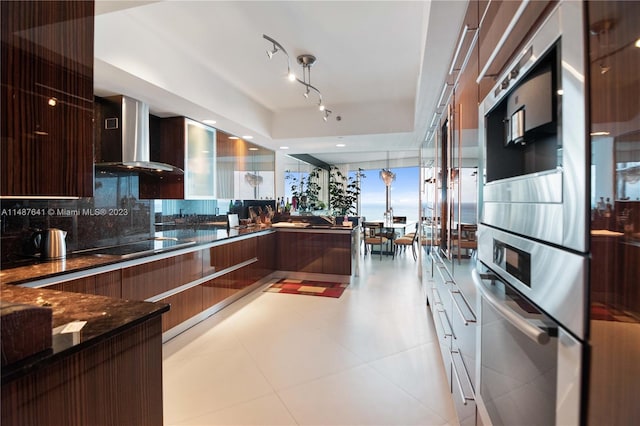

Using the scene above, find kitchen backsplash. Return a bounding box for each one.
[0,173,224,266]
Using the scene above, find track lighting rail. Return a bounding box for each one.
[263,34,333,122]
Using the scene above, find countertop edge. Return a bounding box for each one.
[1,284,169,384]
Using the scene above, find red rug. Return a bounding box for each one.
[264,278,348,298]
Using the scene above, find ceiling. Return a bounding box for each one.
[93,0,469,167]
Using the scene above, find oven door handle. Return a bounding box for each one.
[472,268,550,345]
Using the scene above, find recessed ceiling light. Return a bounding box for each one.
[242,135,254,140]
[636,38,640,48]
[229,136,240,140]
[280,146,289,150]
[202,119,216,125]
[249,147,259,151]
[47,97,57,107]
[336,143,346,147]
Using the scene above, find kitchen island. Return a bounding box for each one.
[1,284,168,426]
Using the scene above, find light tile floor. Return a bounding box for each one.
[163,253,457,425]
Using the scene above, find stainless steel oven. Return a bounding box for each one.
[474,225,587,425]
[478,1,588,253]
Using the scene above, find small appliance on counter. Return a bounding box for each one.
[30,228,67,260]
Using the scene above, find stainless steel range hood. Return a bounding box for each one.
[95,95,183,174]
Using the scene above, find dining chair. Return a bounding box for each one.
[394,223,419,260]
[363,222,388,260]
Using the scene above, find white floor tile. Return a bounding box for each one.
[163,255,457,425]
[170,393,297,426]
[368,342,457,423]
[278,364,449,426]
[240,323,363,390]
[163,348,274,425]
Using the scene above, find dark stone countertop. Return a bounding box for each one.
[0,227,274,286]
[0,283,169,384]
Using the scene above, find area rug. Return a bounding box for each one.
[264,278,348,298]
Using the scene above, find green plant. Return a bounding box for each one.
[285,167,322,211]
[328,167,365,216]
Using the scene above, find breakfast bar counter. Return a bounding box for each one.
[1,283,168,425]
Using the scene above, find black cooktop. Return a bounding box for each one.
[76,238,196,259]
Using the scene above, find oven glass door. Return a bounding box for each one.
[475,269,559,426]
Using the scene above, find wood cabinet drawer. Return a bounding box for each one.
[159,285,202,332]
[122,251,203,300]
[203,238,257,275]
[43,271,121,299]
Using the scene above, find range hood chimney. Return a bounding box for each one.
[95,95,183,174]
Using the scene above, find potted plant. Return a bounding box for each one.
[328,166,365,216]
[286,167,322,211]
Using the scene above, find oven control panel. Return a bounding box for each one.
[493,239,531,287]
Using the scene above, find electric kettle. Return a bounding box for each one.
[31,228,67,259]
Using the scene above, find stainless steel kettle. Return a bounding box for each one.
[31,228,67,259]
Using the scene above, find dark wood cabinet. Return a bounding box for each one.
[159,285,202,332]
[255,232,276,278]
[201,276,239,310]
[139,117,216,200]
[2,316,164,426]
[276,231,299,272]
[43,270,122,298]
[122,251,203,301]
[1,0,94,197]
[323,234,351,275]
[276,230,352,276]
[202,238,257,274]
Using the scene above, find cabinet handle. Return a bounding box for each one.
[436,309,454,339]
[451,349,475,405]
[436,263,455,285]
[432,288,443,306]
[450,289,476,325]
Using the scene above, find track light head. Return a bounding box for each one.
[304,86,310,98]
[318,101,325,112]
[287,70,296,81]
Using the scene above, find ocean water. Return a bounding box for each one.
[359,202,477,224]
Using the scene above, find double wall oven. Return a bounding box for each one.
[476,2,588,425]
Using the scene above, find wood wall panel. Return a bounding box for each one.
[1,317,164,426]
